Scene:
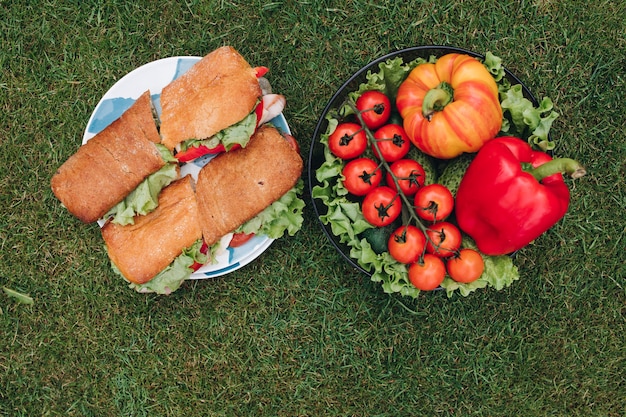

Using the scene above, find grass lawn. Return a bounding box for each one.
[1,1,624,416]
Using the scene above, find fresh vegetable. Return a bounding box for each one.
[414,183,454,222]
[408,254,446,291]
[104,159,179,226]
[312,51,563,299]
[372,123,411,162]
[236,179,306,239]
[455,136,586,255]
[229,232,255,248]
[436,152,475,197]
[356,90,392,130]
[388,225,426,264]
[361,222,399,255]
[328,122,367,160]
[396,53,502,159]
[446,248,484,283]
[361,186,402,227]
[425,221,462,258]
[177,109,259,158]
[385,158,425,196]
[342,157,383,196]
[406,146,438,185]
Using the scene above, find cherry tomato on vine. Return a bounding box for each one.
[342,157,382,196]
[355,90,391,130]
[328,122,367,160]
[425,221,462,258]
[408,254,446,291]
[414,184,454,222]
[388,225,426,264]
[372,124,411,162]
[446,248,485,283]
[361,186,402,227]
[386,159,425,196]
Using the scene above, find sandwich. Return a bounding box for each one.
[51,90,179,224]
[102,126,305,294]
[101,175,207,294]
[159,46,286,163]
[195,124,304,251]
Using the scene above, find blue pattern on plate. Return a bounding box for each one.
[173,58,197,80]
[87,97,136,135]
[202,262,241,277]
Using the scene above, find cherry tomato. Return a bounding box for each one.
[388,225,426,264]
[230,232,255,247]
[408,254,446,291]
[446,249,485,283]
[355,90,391,130]
[386,159,425,196]
[425,222,462,258]
[372,124,411,162]
[361,186,402,227]
[328,122,367,160]
[342,157,382,196]
[414,184,454,222]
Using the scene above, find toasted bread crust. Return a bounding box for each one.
[101,176,203,285]
[50,92,165,223]
[196,125,303,246]
[159,46,262,150]
[50,91,166,223]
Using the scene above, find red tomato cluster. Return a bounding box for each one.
[328,89,486,291]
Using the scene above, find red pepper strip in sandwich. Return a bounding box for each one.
[174,101,264,163]
[229,232,255,248]
[254,66,269,78]
[455,136,586,256]
[190,241,209,271]
[175,143,241,163]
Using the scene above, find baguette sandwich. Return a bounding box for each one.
[159,46,286,163]
[101,175,207,294]
[51,91,179,224]
[102,126,305,294]
[196,124,304,250]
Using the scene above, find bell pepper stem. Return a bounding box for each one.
[422,82,453,121]
[523,158,587,181]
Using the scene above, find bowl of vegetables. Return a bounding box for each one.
[308,45,583,298]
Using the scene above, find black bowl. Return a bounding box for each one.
[308,45,541,275]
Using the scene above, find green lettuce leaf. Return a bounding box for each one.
[482,51,506,83]
[499,84,559,151]
[439,237,520,297]
[237,179,306,239]
[105,162,179,226]
[180,110,257,152]
[119,239,207,295]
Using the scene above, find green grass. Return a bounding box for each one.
[1,0,625,416]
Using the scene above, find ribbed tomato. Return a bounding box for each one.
[396,53,502,159]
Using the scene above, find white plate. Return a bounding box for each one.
[84,56,291,279]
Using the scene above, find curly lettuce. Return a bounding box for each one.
[114,239,207,295]
[236,179,306,239]
[179,109,258,152]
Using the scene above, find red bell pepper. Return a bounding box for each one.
[455,136,586,255]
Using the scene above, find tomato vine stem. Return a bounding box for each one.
[345,98,430,236]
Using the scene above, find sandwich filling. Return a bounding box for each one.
[116,238,207,295]
[174,107,260,162]
[103,144,179,225]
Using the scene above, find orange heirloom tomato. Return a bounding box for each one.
[396,53,502,159]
